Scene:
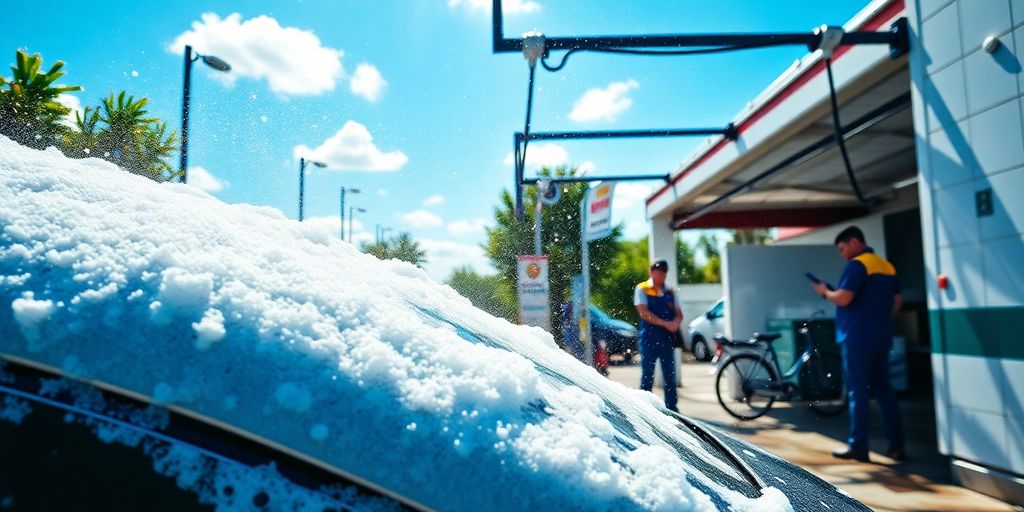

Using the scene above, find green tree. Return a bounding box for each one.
[731,228,774,245]
[697,233,721,283]
[676,236,703,284]
[446,267,517,322]
[485,166,622,342]
[0,49,81,149]
[593,237,648,322]
[363,232,427,267]
[93,91,179,181]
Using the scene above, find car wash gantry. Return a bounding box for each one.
[489,0,909,222]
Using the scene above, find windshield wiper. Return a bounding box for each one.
[668,409,766,492]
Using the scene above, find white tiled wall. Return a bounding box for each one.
[958,0,1013,53]
[924,3,963,73]
[980,168,1024,241]
[950,407,1011,471]
[962,34,1017,115]
[947,355,1007,414]
[1009,417,1024,474]
[968,99,1024,176]
[911,0,1024,476]
[927,61,968,129]
[1003,359,1024,421]
[983,234,1024,306]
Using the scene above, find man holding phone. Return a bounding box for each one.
[811,226,905,463]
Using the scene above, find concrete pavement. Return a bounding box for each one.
[608,355,1021,512]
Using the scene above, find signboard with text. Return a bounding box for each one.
[584,182,615,241]
[516,255,550,331]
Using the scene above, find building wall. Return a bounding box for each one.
[908,0,1024,476]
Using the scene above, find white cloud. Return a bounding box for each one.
[448,0,540,14]
[578,161,596,175]
[398,210,444,228]
[377,188,388,196]
[612,183,653,210]
[419,238,494,283]
[168,13,344,96]
[423,195,445,206]
[56,94,82,128]
[622,220,648,241]
[447,218,488,237]
[293,121,408,171]
[503,143,570,169]
[569,79,639,123]
[188,166,228,193]
[349,63,387,102]
[302,216,369,243]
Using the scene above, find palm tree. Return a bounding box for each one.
[0,49,81,149]
[94,91,178,181]
[362,232,427,268]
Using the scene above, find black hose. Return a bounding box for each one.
[825,57,870,204]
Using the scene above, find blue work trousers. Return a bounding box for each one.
[842,341,904,452]
[640,341,677,410]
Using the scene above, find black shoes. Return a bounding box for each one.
[832,448,870,462]
[831,447,907,463]
[885,448,907,462]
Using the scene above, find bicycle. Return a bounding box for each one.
[713,316,847,421]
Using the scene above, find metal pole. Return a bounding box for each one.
[179,45,193,184]
[298,158,306,221]
[580,192,593,367]
[339,187,346,240]
[534,196,543,256]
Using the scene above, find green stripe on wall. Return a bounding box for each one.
[929,307,1024,359]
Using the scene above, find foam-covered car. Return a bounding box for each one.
[0,139,868,511]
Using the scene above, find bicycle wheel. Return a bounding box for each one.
[806,353,847,417]
[715,354,778,421]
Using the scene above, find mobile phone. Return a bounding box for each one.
[807,273,835,291]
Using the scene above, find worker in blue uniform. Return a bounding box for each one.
[634,259,683,413]
[811,226,905,462]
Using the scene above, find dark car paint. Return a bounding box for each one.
[588,306,638,357]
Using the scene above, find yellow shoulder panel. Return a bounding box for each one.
[637,280,663,297]
[854,252,896,276]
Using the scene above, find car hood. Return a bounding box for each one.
[0,137,864,511]
[606,319,636,333]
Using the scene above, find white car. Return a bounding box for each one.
[687,299,726,362]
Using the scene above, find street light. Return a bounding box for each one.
[340,186,362,240]
[349,207,367,243]
[179,45,231,184]
[298,157,326,221]
[376,224,392,244]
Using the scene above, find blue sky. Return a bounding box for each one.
[4,0,869,281]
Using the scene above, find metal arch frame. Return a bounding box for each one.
[513,128,730,216]
[492,0,908,56]
[493,0,909,219]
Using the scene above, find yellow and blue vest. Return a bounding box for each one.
[636,280,676,347]
[836,248,899,346]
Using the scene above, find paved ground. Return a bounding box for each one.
[607,355,1021,512]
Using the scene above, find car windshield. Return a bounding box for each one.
[0,148,790,510]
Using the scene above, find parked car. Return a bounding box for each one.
[589,305,639,361]
[687,299,726,362]
[0,141,870,511]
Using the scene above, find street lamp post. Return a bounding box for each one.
[298,157,326,221]
[179,45,231,184]
[340,186,362,240]
[377,225,392,244]
[349,207,366,243]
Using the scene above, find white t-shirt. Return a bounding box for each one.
[634,279,679,307]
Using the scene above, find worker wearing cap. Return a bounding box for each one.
[634,259,683,412]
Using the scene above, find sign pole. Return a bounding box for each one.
[580,195,593,366]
